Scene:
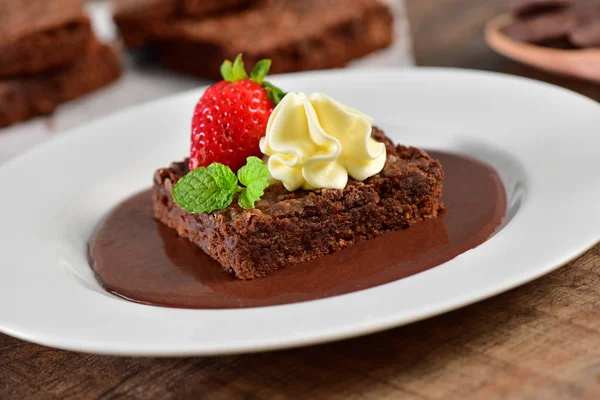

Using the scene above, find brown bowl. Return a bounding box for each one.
[485,13,600,83]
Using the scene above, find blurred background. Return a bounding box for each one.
[1,0,598,163]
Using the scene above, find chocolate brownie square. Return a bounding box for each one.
[155,0,394,80]
[0,40,121,128]
[152,128,443,280]
[112,0,251,48]
[0,0,93,77]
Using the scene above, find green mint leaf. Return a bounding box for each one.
[220,60,234,82]
[237,157,270,209]
[172,163,239,213]
[237,156,270,187]
[250,59,271,85]
[207,162,239,188]
[232,53,248,81]
[238,181,269,209]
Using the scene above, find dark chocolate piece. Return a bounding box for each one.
[504,7,576,43]
[570,4,600,48]
[152,128,443,280]
[509,0,573,17]
[536,37,578,49]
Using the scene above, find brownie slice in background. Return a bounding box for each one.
[113,0,252,47]
[0,41,121,128]
[160,0,393,79]
[0,0,93,77]
[153,128,443,280]
[113,0,394,79]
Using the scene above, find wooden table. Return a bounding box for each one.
[2,1,599,398]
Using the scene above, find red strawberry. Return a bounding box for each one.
[190,54,286,172]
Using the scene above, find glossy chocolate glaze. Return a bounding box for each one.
[89,152,506,309]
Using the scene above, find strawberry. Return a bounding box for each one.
[190,54,286,172]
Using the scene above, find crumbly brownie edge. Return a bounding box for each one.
[0,19,93,77]
[112,0,174,48]
[152,131,443,280]
[0,41,122,129]
[181,0,252,17]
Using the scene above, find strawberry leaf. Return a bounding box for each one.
[250,59,271,85]
[263,81,287,105]
[220,60,234,82]
[232,54,248,81]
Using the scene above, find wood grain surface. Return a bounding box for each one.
[2,1,600,399]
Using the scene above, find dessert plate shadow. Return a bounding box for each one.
[0,68,599,356]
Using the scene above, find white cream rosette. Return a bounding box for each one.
[259,92,386,191]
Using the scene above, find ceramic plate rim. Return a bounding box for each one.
[1,67,599,356]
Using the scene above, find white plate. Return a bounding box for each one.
[0,69,599,356]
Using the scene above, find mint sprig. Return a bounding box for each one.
[219,54,286,105]
[237,157,270,209]
[237,156,270,186]
[173,157,271,213]
[172,163,239,213]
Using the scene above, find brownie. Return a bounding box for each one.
[0,40,121,128]
[155,0,394,80]
[112,0,252,48]
[0,0,93,77]
[153,128,443,280]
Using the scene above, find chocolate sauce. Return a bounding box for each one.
[89,152,507,309]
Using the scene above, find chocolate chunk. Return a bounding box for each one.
[504,8,577,43]
[569,3,600,48]
[509,0,573,17]
[536,36,578,49]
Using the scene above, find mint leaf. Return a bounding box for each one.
[237,156,270,186]
[237,157,270,209]
[238,181,269,209]
[173,158,271,213]
[207,162,238,188]
[172,163,239,213]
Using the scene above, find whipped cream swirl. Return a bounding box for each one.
[259,92,386,191]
